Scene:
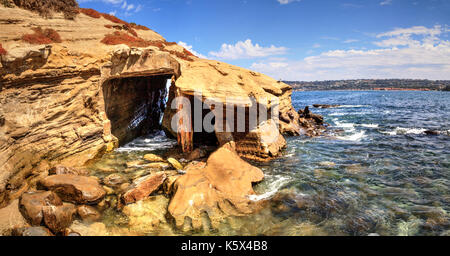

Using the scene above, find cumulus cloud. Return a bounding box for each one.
[178,41,208,59]
[209,39,288,60]
[250,25,450,80]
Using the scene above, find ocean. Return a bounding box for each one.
[88,90,450,236]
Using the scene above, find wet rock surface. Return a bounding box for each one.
[42,202,77,234]
[122,173,167,204]
[19,191,63,225]
[40,174,106,204]
[77,205,101,222]
[11,226,54,236]
[49,166,89,176]
[168,143,264,230]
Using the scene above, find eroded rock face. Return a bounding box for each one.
[40,174,106,204]
[0,5,303,209]
[168,143,264,230]
[122,172,167,204]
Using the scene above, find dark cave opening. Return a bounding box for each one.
[103,75,171,146]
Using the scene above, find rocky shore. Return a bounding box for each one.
[0,3,326,235]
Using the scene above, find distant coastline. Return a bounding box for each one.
[284,79,450,91]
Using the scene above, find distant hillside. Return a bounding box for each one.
[284,79,450,91]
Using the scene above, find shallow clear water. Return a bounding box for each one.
[248,91,450,236]
[88,91,449,236]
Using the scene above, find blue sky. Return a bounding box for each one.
[79,0,450,81]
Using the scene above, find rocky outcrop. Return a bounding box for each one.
[40,174,106,204]
[0,4,309,210]
[298,106,327,137]
[168,143,264,230]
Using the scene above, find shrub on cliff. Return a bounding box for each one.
[101,13,128,25]
[0,43,7,55]
[101,31,151,48]
[22,27,62,44]
[79,8,101,19]
[13,0,79,19]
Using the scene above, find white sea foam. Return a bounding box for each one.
[329,112,346,116]
[359,124,379,128]
[336,131,366,141]
[380,127,427,136]
[334,120,355,129]
[116,131,177,152]
[248,175,292,202]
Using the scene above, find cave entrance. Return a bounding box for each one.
[103,75,172,146]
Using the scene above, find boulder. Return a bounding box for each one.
[11,226,54,236]
[40,174,106,204]
[19,191,62,225]
[168,143,264,230]
[42,203,77,234]
[167,158,183,170]
[77,205,101,222]
[143,154,165,162]
[122,173,167,204]
[49,166,90,176]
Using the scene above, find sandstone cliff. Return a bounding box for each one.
[0,5,300,207]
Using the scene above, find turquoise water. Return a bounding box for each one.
[88,91,449,236]
[250,91,449,236]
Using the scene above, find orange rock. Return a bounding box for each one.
[168,143,264,230]
[122,173,167,204]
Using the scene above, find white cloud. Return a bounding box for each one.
[343,39,359,43]
[135,4,143,13]
[109,10,117,16]
[250,25,450,80]
[380,0,392,6]
[312,43,321,48]
[277,0,301,4]
[127,4,135,11]
[178,41,208,59]
[209,39,288,60]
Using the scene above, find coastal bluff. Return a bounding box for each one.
[0,2,323,233]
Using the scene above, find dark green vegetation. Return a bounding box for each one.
[284,79,450,91]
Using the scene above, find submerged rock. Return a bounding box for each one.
[122,195,170,232]
[77,205,101,222]
[122,173,167,204]
[49,166,89,176]
[40,174,106,204]
[168,143,264,230]
[103,173,128,187]
[11,226,54,236]
[143,154,165,162]
[19,191,63,225]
